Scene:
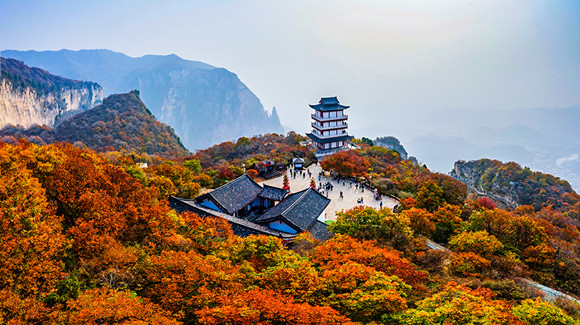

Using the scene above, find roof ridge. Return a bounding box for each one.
[281,187,311,217]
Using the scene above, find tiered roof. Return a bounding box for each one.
[309,96,350,111]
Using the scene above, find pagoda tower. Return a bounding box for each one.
[307,96,352,157]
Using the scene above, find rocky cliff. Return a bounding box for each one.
[2,50,284,150]
[374,136,408,160]
[451,159,575,211]
[0,91,189,158]
[0,57,102,128]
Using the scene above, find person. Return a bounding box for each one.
[361,197,364,203]
[339,191,343,198]
[380,201,383,209]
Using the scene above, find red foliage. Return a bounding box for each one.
[321,150,370,178]
[312,235,427,287]
[478,197,497,210]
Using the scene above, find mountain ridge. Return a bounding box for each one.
[2,49,284,150]
[0,57,102,128]
[0,91,189,158]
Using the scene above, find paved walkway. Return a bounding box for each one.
[261,165,399,222]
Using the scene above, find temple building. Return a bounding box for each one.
[169,174,332,242]
[307,96,353,157]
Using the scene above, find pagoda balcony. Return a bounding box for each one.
[310,130,349,139]
[311,114,348,122]
[311,122,348,131]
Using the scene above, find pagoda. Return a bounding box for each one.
[307,96,352,157]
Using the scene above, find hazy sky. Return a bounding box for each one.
[2,0,580,138]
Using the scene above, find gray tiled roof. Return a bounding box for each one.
[320,97,339,105]
[255,188,330,231]
[309,104,350,111]
[309,97,349,111]
[307,220,333,242]
[169,196,296,240]
[197,174,262,214]
[258,185,287,201]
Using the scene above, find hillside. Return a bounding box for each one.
[451,158,580,215]
[2,49,284,150]
[0,57,102,128]
[1,140,579,324]
[0,91,189,158]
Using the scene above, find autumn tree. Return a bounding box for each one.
[448,230,504,258]
[415,180,444,211]
[512,298,576,325]
[321,150,370,177]
[57,287,181,325]
[0,289,53,324]
[258,249,323,303]
[432,203,463,244]
[0,144,68,298]
[396,282,522,324]
[136,250,248,323]
[468,208,549,253]
[312,234,427,288]
[401,207,436,236]
[330,206,413,250]
[196,288,354,325]
[317,262,410,323]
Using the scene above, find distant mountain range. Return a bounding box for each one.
[2,49,284,150]
[400,107,580,192]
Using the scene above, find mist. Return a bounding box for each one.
[2,0,579,188]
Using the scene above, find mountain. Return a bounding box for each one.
[451,158,578,213]
[2,49,284,150]
[0,91,189,158]
[373,136,408,160]
[399,106,580,191]
[0,57,102,128]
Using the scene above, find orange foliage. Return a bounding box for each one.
[450,252,491,277]
[398,281,524,324]
[197,288,354,325]
[0,289,53,324]
[0,144,68,297]
[318,262,410,322]
[402,207,436,236]
[321,150,370,178]
[137,250,248,322]
[312,234,427,287]
[58,287,181,325]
